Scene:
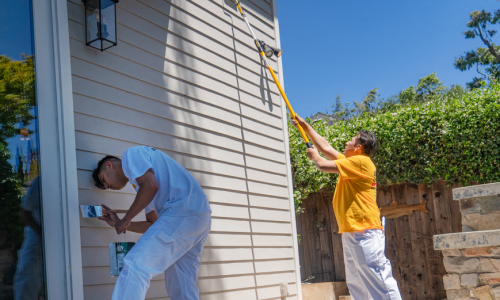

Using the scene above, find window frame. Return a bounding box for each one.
[32,0,83,298]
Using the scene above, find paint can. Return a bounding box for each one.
[109,237,135,276]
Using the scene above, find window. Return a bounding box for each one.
[0,1,46,299]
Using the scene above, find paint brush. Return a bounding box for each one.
[80,205,127,218]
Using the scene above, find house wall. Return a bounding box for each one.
[67,0,299,299]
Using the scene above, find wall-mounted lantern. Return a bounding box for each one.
[82,0,119,51]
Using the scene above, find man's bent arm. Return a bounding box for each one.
[126,211,158,234]
[125,169,158,222]
[310,152,340,174]
[116,169,159,233]
[295,115,341,160]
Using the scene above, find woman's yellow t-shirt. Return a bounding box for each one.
[333,154,382,233]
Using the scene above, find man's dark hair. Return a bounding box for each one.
[92,155,120,190]
[355,130,378,156]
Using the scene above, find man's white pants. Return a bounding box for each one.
[342,229,402,300]
[112,212,211,300]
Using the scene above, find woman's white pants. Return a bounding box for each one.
[111,212,211,300]
[342,229,402,300]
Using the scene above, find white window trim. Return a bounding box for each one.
[33,0,83,299]
[273,1,303,298]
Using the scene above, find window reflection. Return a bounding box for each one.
[0,1,45,299]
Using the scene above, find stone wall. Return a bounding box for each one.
[434,182,500,300]
[441,247,500,299]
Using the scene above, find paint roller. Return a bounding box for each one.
[232,0,312,148]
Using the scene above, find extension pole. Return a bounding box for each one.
[233,1,312,148]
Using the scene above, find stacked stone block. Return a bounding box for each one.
[461,195,500,232]
[434,182,500,300]
[442,248,500,299]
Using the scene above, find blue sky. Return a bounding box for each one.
[2,0,497,119]
[276,0,499,117]
[0,0,33,60]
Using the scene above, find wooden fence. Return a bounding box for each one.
[296,180,462,300]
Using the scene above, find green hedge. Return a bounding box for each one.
[289,84,500,211]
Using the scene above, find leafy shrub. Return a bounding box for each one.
[289,83,500,211]
[0,143,24,247]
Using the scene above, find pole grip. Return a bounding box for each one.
[306,142,312,149]
[295,120,310,146]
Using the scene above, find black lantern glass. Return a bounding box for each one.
[82,0,119,51]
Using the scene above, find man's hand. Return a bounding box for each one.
[307,146,340,174]
[292,113,341,160]
[114,218,131,234]
[306,146,320,161]
[98,204,121,227]
[291,114,308,129]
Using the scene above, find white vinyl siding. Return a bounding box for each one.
[68,0,299,299]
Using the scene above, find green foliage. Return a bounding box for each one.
[331,94,349,120]
[289,84,500,212]
[0,55,36,246]
[0,55,36,144]
[327,94,355,121]
[325,73,452,122]
[454,10,500,88]
[455,46,500,89]
[353,88,381,117]
[379,73,447,113]
[415,72,446,102]
[463,10,500,39]
[0,142,24,247]
[326,88,383,122]
[320,73,455,126]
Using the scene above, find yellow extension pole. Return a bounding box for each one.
[234,1,312,148]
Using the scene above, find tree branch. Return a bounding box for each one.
[477,64,487,78]
[477,25,500,62]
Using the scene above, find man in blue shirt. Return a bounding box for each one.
[93,145,211,300]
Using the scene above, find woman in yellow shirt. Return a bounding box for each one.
[293,115,402,300]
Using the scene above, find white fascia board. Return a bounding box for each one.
[33,0,83,298]
[272,0,303,298]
